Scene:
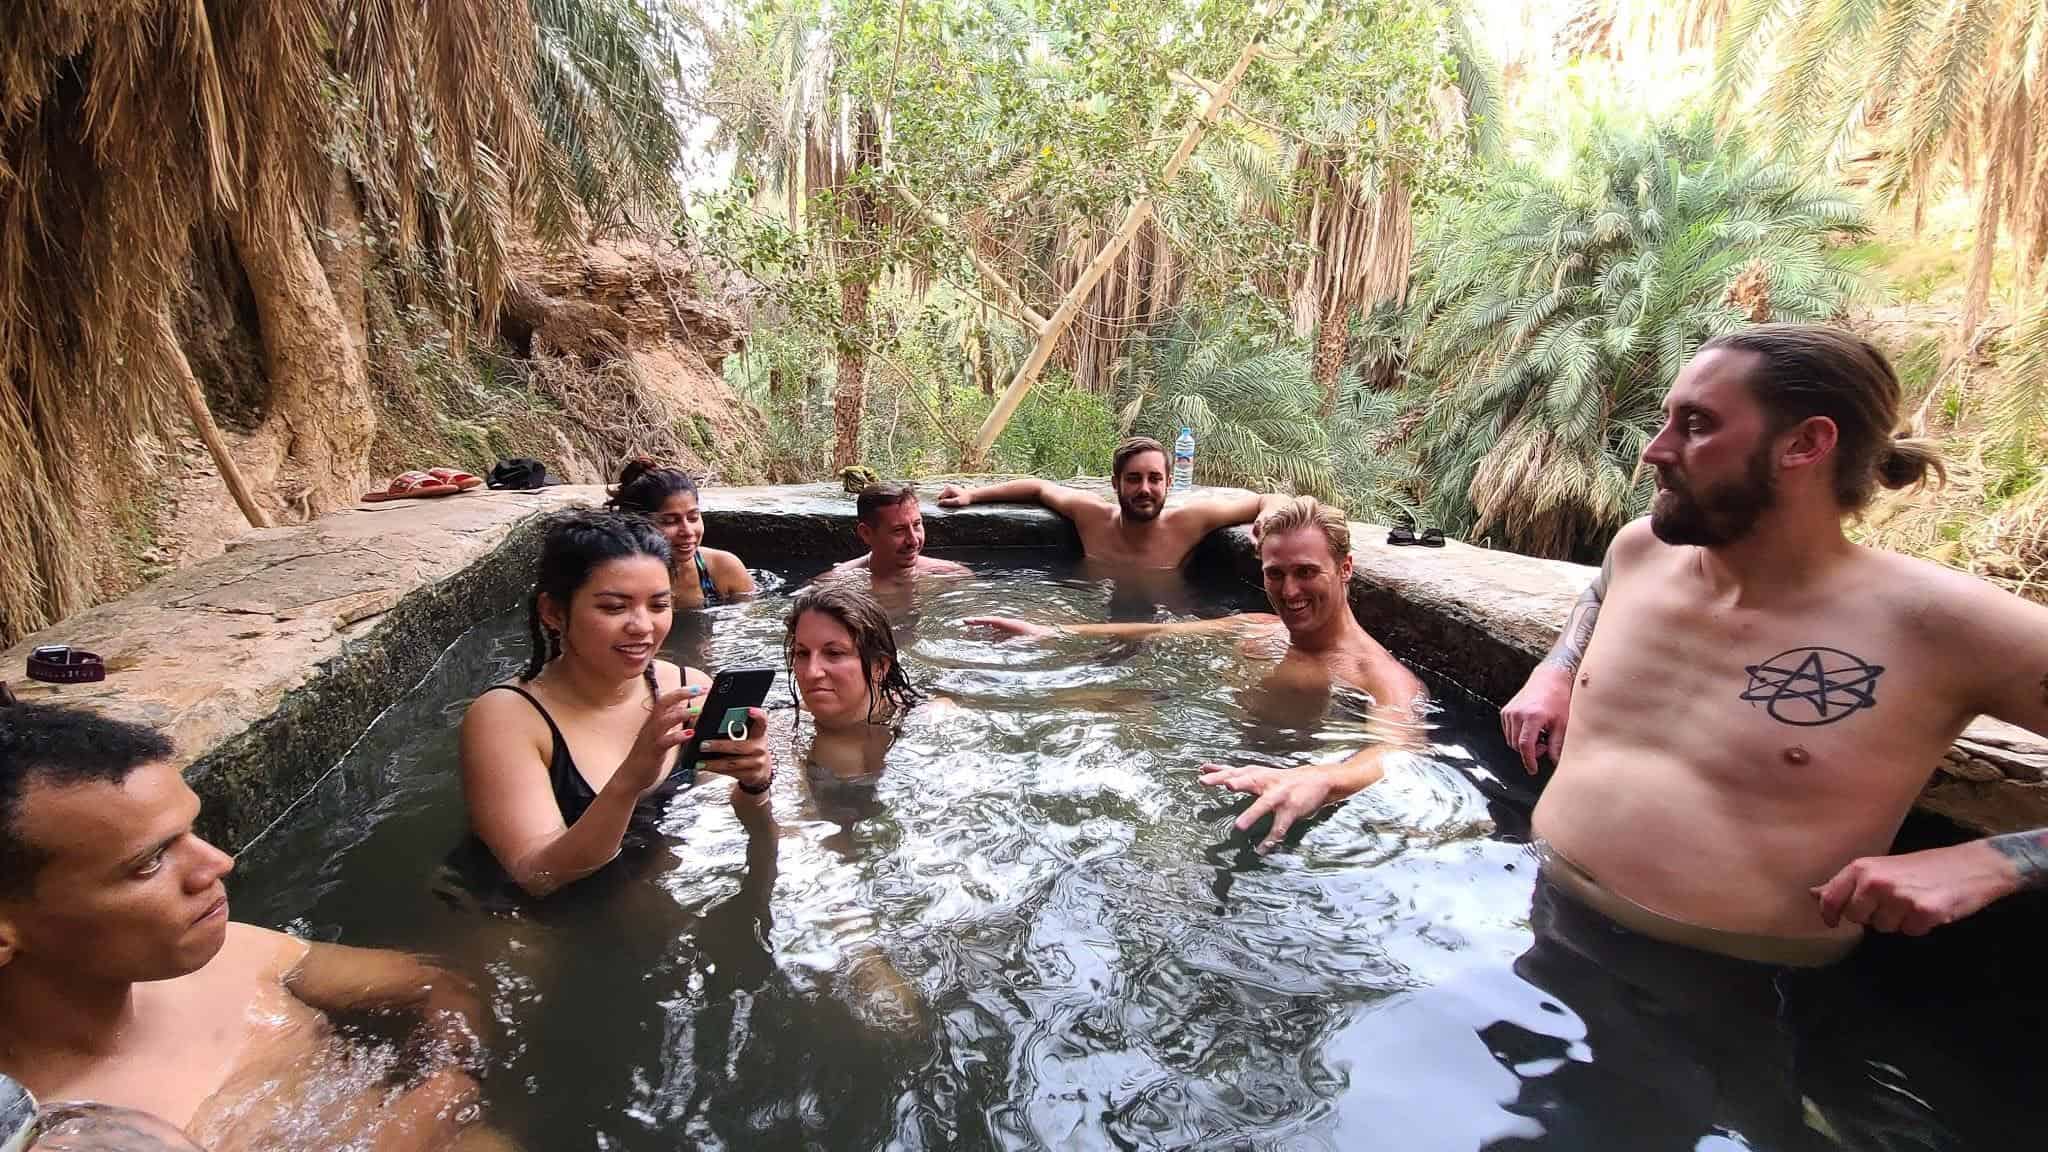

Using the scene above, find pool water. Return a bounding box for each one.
[231,551,2045,1151]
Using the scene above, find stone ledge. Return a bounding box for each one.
[9,479,2043,844]
[0,482,1069,849]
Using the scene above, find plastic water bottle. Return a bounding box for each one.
[1173,427,1196,489]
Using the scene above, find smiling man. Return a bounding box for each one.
[970,496,1425,849]
[0,702,492,1151]
[834,482,969,586]
[1498,323,2048,962]
[936,436,1288,569]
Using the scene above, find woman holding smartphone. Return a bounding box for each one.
[459,510,772,897]
[606,459,755,609]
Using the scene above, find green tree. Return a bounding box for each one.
[1717,0,2048,358]
[1401,111,1870,560]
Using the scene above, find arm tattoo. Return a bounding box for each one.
[1990,829,2048,890]
[1540,551,1611,672]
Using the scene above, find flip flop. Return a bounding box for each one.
[362,470,462,502]
[1417,527,1446,548]
[427,467,484,492]
[1387,526,1418,546]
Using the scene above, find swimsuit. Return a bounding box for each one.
[481,665,683,825]
[692,550,723,607]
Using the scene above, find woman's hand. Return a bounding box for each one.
[616,686,704,795]
[697,706,773,795]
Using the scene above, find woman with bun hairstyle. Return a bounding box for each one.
[606,459,754,608]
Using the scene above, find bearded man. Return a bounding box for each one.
[936,436,1287,570]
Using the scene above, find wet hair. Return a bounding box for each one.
[783,583,924,723]
[1113,436,1168,480]
[855,482,918,527]
[0,702,174,898]
[1256,496,1352,561]
[523,510,672,681]
[606,457,699,518]
[1702,325,1947,510]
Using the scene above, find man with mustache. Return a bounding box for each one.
[1499,323,2048,959]
[0,701,495,1151]
[936,436,1286,569]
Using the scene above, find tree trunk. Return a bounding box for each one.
[159,310,270,528]
[1313,290,1350,419]
[231,207,375,516]
[833,277,870,470]
[1957,150,2009,365]
[969,31,1267,463]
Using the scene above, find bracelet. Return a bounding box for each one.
[738,775,772,795]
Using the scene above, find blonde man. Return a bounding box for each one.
[970,496,1426,850]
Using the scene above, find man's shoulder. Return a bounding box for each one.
[217,922,311,981]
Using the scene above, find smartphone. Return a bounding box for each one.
[676,667,777,784]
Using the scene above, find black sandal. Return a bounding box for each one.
[1417,527,1445,548]
[1387,526,1418,546]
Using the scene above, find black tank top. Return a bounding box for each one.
[482,666,684,826]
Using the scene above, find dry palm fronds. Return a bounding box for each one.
[0,0,555,645]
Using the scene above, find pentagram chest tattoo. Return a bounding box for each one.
[1739,646,1885,726]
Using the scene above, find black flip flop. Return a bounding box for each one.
[1417,528,1445,548]
[1387,526,1418,546]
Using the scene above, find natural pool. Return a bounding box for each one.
[231,549,2042,1151]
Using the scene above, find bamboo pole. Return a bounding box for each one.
[969,30,1268,463]
[159,309,270,529]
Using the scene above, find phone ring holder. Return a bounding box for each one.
[722,717,751,742]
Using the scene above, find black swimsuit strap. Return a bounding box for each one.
[480,683,570,755]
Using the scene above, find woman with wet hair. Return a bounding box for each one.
[459,509,772,897]
[606,459,754,608]
[783,582,940,819]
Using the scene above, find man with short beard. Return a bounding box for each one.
[970,497,1427,852]
[1498,323,2048,960]
[936,436,1287,569]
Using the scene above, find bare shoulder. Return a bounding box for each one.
[1604,517,1662,574]
[921,556,973,576]
[706,547,751,580]
[1862,546,2040,632]
[221,922,311,980]
[461,682,537,732]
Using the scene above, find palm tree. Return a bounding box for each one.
[0,0,685,645]
[1402,112,1870,560]
[1119,307,1340,499]
[1717,0,2048,359]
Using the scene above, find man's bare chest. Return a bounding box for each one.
[1575,584,1948,793]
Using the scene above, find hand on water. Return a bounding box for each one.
[1198,763,1335,854]
[1813,840,2018,935]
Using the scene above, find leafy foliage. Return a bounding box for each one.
[1399,110,1872,559]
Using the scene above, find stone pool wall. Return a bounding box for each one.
[3,482,2042,847]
